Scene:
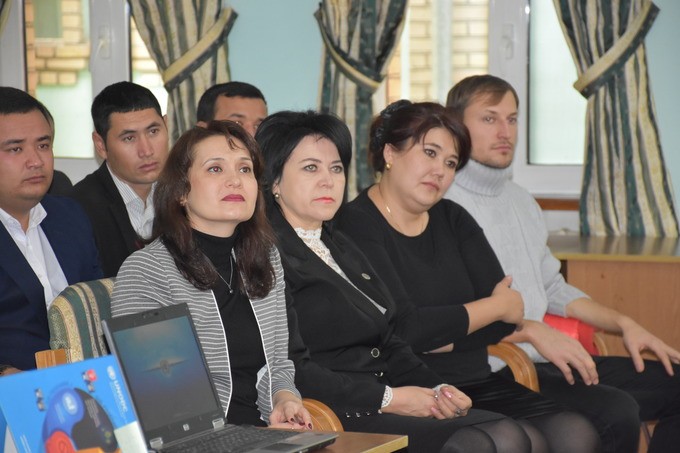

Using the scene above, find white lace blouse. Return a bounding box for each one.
[294,227,385,314]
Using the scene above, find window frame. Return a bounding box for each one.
[0,1,26,88]
[488,0,582,198]
[0,0,131,182]
[1,0,130,96]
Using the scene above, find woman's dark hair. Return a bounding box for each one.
[254,110,352,192]
[368,100,471,173]
[153,121,275,298]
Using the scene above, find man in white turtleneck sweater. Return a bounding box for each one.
[445,75,680,453]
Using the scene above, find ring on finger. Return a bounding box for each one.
[455,408,463,416]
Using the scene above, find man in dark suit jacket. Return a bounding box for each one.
[0,87,102,374]
[71,82,169,277]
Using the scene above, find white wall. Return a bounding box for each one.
[647,0,680,207]
[226,0,322,113]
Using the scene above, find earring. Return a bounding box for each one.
[273,193,281,199]
[385,162,392,171]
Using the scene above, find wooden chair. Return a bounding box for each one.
[488,314,653,453]
[35,278,343,432]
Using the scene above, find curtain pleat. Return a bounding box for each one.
[128,1,236,143]
[554,0,677,236]
[316,0,407,197]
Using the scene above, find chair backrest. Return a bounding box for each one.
[47,278,115,363]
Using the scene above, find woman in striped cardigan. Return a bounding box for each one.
[111,121,311,429]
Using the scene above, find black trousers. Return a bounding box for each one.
[527,356,680,453]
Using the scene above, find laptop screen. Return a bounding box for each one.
[105,304,224,441]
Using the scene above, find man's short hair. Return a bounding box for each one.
[91,81,163,139]
[446,75,519,118]
[196,81,267,123]
[0,86,54,129]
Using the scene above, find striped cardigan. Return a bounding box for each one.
[111,239,299,423]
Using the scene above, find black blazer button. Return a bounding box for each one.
[370,348,380,358]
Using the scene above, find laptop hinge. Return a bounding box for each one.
[213,418,225,429]
[150,437,163,450]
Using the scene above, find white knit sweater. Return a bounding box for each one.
[446,160,588,368]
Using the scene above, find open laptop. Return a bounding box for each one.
[102,303,337,453]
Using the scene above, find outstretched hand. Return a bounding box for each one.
[621,318,680,375]
[527,320,599,385]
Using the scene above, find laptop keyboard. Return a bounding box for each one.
[163,426,297,453]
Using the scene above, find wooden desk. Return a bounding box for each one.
[319,431,407,452]
[548,234,680,356]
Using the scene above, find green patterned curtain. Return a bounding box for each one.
[128,1,237,142]
[316,0,407,196]
[554,0,677,237]
[0,0,11,35]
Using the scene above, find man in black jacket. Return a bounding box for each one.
[71,82,169,277]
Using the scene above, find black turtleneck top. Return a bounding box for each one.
[193,229,267,426]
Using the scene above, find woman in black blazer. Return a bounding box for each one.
[256,110,532,453]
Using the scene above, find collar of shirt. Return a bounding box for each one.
[0,202,68,306]
[106,163,156,239]
[0,203,47,239]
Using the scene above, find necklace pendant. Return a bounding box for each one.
[228,288,234,294]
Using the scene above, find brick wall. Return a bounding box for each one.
[387,0,489,103]
[451,0,488,84]
[24,1,159,95]
[408,0,434,101]
[26,0,87,94]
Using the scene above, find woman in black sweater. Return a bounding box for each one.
[335,100,600,453]
[256,110,532,453]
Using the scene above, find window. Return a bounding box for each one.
[488,0,582,196]
[34,0,62,39]
[386,0,489,104]
[528,0,586,165]
[2,0,165,161]
[29,0,93,158]
[385,0,583,197]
